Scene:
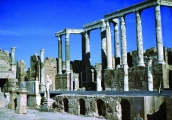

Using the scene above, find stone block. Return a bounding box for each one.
[27,94,41,107]
[15,88,28,114]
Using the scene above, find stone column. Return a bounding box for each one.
[155,5,165,64]
[100,25,107,70]
[106,21,113,69]
[65,32,70,73]
[40,49,45,91]
[136,11,145,66]
[85,31,91,82]
[120,16,129,91]
[58,35,62,74]
[96,68,102,91]
[113,18,121,67]
[16,88,28,114]
[11,47,16,64]
[147,58,153,91]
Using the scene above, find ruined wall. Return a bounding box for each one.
[104,47,171,91]
[44,57,57,90]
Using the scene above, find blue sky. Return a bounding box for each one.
[0,0,172,69]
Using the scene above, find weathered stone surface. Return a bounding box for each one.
[17,60,26,82]
[16,88,28,114]
[44,57,57,90]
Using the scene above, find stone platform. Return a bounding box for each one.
[0,107,102,120]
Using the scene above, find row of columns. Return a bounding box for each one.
[56,5,165,91]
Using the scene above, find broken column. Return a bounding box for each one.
[147,58,153,91]
[96,68,102,91]
[136,11,145,66]
[40,49,45,91]
[106,21,113,69]
[58,35,62,74]
[155,5,165,64]
[120,16,129,91]
[16,88,28,114]
[11,47,16,71]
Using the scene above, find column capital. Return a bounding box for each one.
[65,32,70,39]
[111,18,119,24]
[11,47,16,51]
[40,49,45,53]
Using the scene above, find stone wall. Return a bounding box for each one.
[44,57,57,90]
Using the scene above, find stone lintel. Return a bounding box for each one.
[55,28,84,37]
[83,19,106,31]
[105,0,158,20]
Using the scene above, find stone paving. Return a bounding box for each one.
[0,107,103,120]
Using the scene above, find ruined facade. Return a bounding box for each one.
[0,0,172,120]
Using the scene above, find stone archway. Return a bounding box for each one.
[121,99,130,120]
[97,99,106,117]
[63,98,68,112]
[79,98,85,115]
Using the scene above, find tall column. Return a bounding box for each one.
[155,5,165,64]
[11,47,16,64]
[136,11,145,66]
[85,31,91,82]
[105,21,113,69]
[120,16,129,91]
[113,18,121,58]
[81,33,86,82]
[40,49,45,85]
[100,25,107,70]
[58,35,62,74]
[112,18,121,68]
[65,32,70,73]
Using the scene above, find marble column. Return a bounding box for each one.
[58,35,62,74]
[100,25,107,70]
[65,32,70,73]
[40,49,45,91]
[155,5,165,64]
[85,31,91,82]
[11,47,16,64]
[120,16,129,91]
[136,11,145,66]
[105,21,113,69]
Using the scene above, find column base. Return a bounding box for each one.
[16,106,27,114]
[41,98,54,112]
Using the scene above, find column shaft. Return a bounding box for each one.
[113,19,121,58]
[58,36,62,74]
[40,49,45,85]
[106,21,113,69]
[155,5,165,64]
[85,31,91,82]
[11,47,16,64]
[136,11,145,66]
[100,25,107,70]
[120,16,129,91]
[65,33,70,72]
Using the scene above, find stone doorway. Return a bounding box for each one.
[0,79,8,92]
[97,99,106,117]
[63,98,68,112]
[121,99,130,120]
[79,99,85,115]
